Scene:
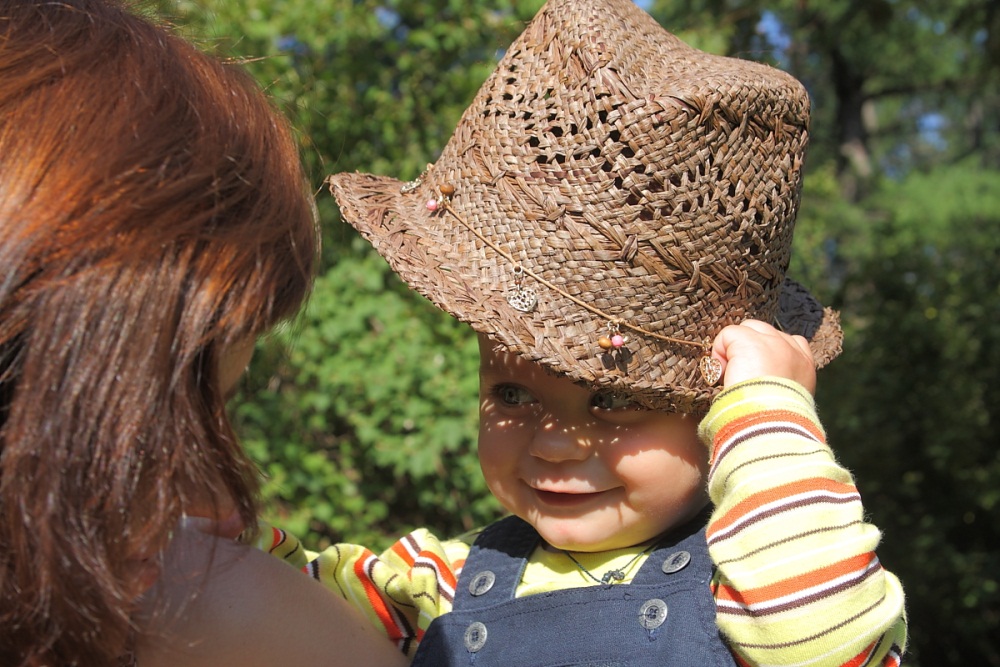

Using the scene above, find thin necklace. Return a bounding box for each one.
[562,541,658,585]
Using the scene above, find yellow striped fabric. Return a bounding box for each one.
[700,377,907,666]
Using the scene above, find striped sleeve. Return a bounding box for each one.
[249,522,310,568]
[257,527,470,658]
[699,377,907,667]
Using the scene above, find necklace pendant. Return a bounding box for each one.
[601,569,625,584]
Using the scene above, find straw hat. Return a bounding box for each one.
[328,0,842,412]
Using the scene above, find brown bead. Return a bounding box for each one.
[439,183,456,196]
[598,336,613,350]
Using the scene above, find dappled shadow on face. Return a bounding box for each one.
[477,334,708,512]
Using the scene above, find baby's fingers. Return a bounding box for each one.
[711,320,816,393]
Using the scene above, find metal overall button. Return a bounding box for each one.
[638,598,668,630]
[464,621,488,652]
[661,550,691,574]
[468,570,496,596]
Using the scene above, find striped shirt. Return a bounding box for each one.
[258,377,907,666]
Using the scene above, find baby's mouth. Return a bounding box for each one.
[532,488,607,507]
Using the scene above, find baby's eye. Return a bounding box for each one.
[493,384,536,407]
[590,390,635,411]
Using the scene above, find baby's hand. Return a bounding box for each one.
[710,320,816,394]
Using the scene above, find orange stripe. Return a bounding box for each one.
[842,641,877,667]
[716,552,875,606]
[390,539,416,567]
[713,409,824,460]
[268,526,285,550]
[353,553,407,640]
[416,548,458,592]
[881,649,902,667]
[708,476,858,539]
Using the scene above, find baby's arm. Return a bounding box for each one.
[254,521,466,657]
[702,320,907,666]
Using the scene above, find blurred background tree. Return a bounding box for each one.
[161,1,998,663]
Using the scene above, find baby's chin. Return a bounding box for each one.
[530,518,656,553]
[528,499,713,551]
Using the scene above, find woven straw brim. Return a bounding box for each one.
[330,172,841,413]
[328,0,842,413]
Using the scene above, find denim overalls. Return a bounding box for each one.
[411,511,737,666]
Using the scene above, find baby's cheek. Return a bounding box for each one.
[625,452,704,506]
[483,474,522,517]
[476,450,503,490]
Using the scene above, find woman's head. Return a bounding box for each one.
[0,0,317,663]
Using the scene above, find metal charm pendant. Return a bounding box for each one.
[601,568,626,584]
[506,265,537,313]
[699,355,723,386]
[506,286,537,313]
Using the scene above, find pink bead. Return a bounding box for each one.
[425,198,438,211]
[611,334,625,348]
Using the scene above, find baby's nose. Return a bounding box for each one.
[527,416,593,462]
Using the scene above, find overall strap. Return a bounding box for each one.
[453,515,539,608]
[631,505,714,586]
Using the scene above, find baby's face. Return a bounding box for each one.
[477,335,709,552]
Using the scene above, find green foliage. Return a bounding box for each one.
[649,0,987,177]
[813,161,1000,665]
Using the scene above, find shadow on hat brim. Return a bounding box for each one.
[777,278,842,368]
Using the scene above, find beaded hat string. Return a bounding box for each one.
[417,182,724,387]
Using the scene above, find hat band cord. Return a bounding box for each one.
[429,187,723,386]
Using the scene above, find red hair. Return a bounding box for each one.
[0,1,318,664]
